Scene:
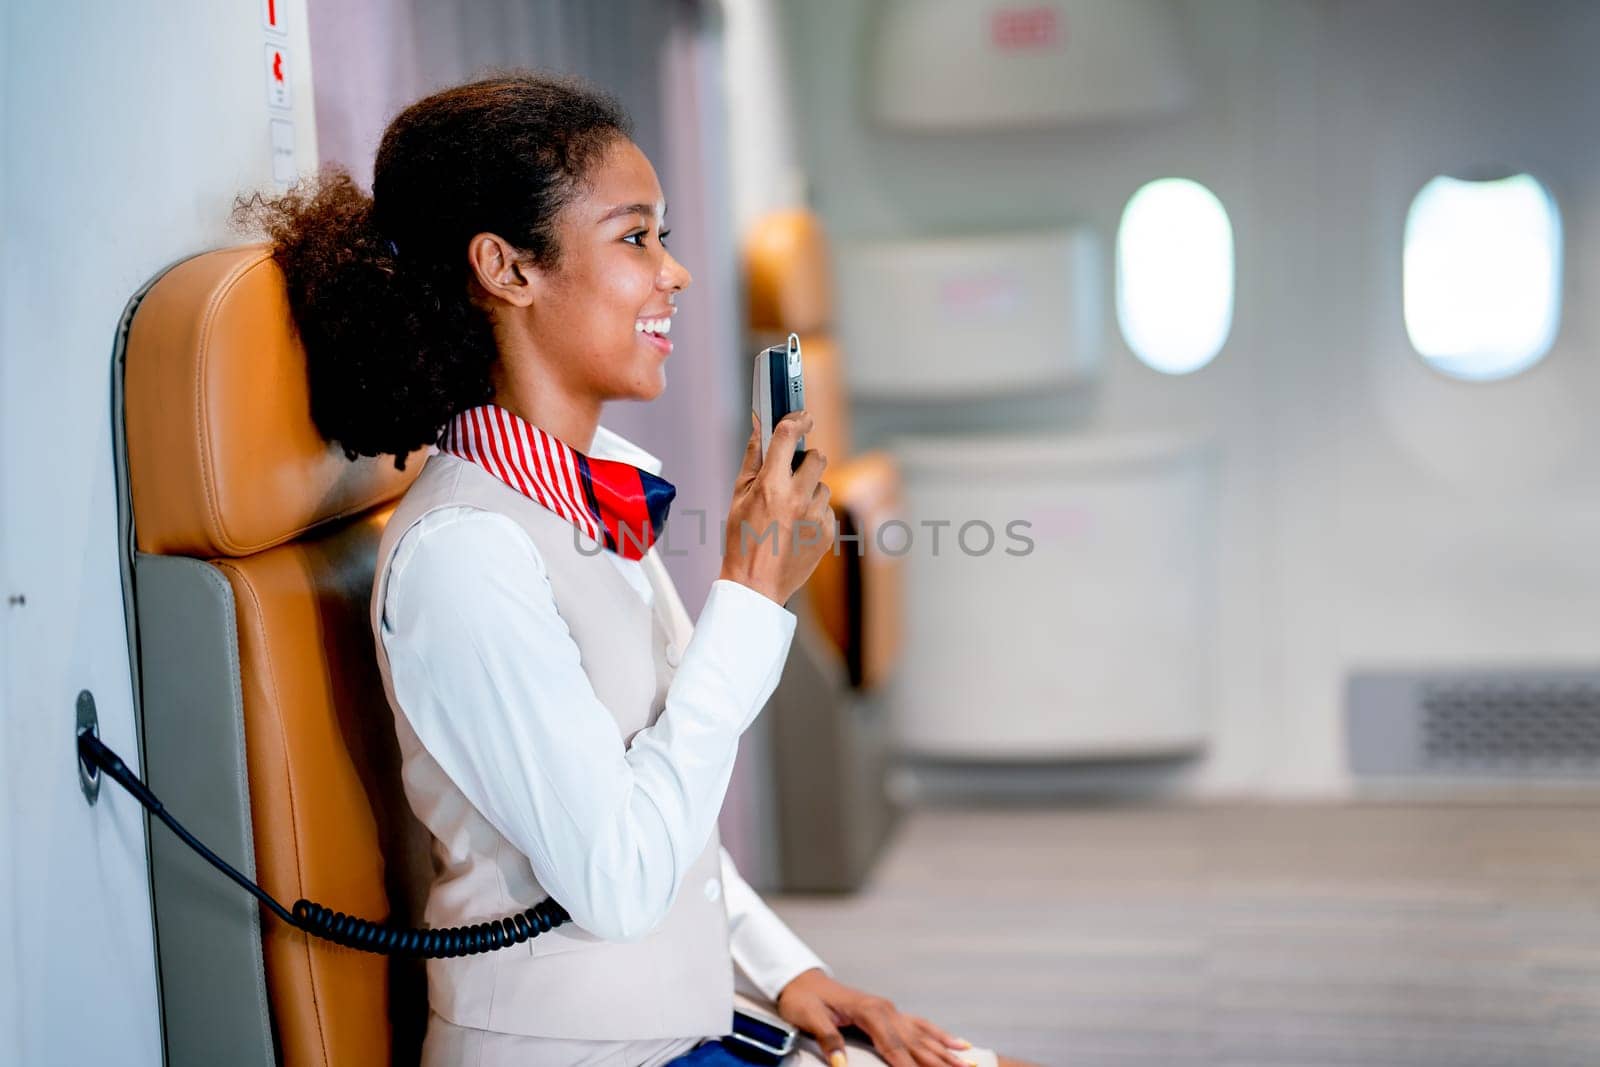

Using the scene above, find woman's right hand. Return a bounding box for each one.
[719,410,835,606]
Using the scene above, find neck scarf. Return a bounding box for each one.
[439,404,675,561]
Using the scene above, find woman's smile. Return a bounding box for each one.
[635,310,675,355]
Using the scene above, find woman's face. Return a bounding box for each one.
[528,138,691,403]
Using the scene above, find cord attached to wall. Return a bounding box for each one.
[76,729,572,958]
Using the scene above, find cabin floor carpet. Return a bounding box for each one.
[762,803,1600,1067]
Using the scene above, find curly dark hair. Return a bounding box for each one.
[234,72,634,469]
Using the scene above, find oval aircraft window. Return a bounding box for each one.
[1403,173,1562,382]
[1116,178,1234,375]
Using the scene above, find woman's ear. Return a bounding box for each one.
[467,232,537,308]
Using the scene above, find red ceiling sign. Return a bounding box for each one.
[990,5,1062,51]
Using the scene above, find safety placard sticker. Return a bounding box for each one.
[265,44,291,110]
[271,119,296,185]
[263,0,287,35]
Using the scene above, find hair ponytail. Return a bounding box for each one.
[234,169,496,470]
[233,72,632,471]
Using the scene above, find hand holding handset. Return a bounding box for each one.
[753,333,807,472]
[720,333,832,606]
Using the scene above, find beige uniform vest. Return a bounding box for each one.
[369,450,734,1041]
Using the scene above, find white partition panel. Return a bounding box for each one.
[888,432,1214,759]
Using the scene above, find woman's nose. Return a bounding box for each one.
[661,251,692,294]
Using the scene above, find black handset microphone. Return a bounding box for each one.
[754,333,806,472]
[76,728,571,958]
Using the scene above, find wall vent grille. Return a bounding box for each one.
[1348,670,1600,778]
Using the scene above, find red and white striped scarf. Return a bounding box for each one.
[438,404,675,561]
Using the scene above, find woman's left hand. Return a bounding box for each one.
[775,968,975,1067]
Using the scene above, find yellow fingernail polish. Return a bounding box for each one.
[956,1038,972,1049]
[830,1052,848,1067]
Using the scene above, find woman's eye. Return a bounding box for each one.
[623,229,669,249]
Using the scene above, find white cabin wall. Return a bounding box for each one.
[0,2,317,1062]
[0,7,15,1059]
[1295,1,1600,792]
[778,0,1600,797]
[723,0,809,234]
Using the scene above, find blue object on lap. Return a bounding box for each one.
[663,1038,764,1065]
[666,1006,799,1064]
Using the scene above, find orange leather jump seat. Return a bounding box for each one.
[121,244,429,1067]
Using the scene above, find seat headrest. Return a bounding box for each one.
[744,209,834,334]
[125,245,423,558]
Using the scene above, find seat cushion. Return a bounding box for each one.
[809,452,905,691]
[125,245,423,558]
[210,508,432,1067]
[744,210,834,335]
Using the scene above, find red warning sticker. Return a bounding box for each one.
[265,44,291,110]
[263,0,286,36]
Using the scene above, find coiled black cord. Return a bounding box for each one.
[292,898,570,958]
[78,729,571,958]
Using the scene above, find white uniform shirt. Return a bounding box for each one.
[379,429,831,1016]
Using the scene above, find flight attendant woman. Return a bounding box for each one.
[245,73,1019,1067]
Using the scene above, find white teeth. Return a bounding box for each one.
[635,317,672,335]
